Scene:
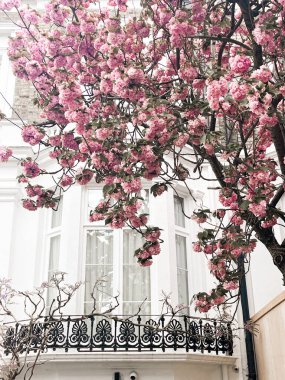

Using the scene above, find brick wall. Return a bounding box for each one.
[0,11,41,124]
[12,78,41,123]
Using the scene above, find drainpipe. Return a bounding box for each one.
[239,256,257,380]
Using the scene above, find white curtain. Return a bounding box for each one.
[123,230,151,316]
[51,197,63,228]
[176,234,189,307]
[84,230,114,314]
[174,195,185,227]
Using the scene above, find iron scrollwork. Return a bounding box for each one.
[93,319,113,346]
[3,315,233,355]
[69,320,89,347]
[141,319,161,348]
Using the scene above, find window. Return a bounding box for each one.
[123,230,151,315]
[84,189,151,315]
[84,229,114,313]
[174,195,185,228]
[46,198,63,308]
[174,195,190,309]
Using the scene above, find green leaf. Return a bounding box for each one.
[105,217,112,225]
[240,200,250,211]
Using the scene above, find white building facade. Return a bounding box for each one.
[0,2,285,380]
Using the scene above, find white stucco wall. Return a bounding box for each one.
[14,353,240,380]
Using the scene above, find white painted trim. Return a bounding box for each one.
[23,351,238,366]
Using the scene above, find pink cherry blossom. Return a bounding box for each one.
[0,146,13,162]
[229,55,251,74]
[22,160,40,178]
[22,125,44,146]
[5,0,285,313]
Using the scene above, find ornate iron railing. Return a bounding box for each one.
[3,315,233,356]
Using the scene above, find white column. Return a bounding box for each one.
[58,185,82,314]
[0,189,17,277]
[149,186,175,313]
[0,50,16,118]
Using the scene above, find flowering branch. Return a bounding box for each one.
[1,0,285,312]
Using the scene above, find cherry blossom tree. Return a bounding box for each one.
[1,0,285,312]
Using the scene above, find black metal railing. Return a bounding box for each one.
[3,315,233,356]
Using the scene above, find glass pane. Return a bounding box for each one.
[87,189,105,225]
[87,189,103,214]
[84,301,115,315]
[123,230,143,264]
[123,265,150,301]
[48,235,60,274]
[51,197,63,228]
[86,230,113,265]
[139,189,149,214]
[46,235,60,308]
[85,229,114,308]
[177,269,189,307]
[123,230,151,308]
[85,265,113,303]
[176,235,187,269]
[123,301,151,316]
[174,195,185,227]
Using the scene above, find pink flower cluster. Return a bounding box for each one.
[229,54,251,74]
[206,78,228,110]
[0,0,21,11]
[229,82,248,101]
[251,66,272,83]
[0,146,12,162]
[121,178,142,193]
[22,125,44,146]
[21,160,40,178]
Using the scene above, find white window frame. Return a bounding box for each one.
[173,190,192,311]
[80,186,152,316]
[44,198,63,308]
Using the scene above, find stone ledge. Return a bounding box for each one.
[24,351,238,366]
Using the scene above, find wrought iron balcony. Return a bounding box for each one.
[3,315,233,356]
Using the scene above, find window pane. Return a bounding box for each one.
[176,235,187,269]
[174,195,185,227]
[85,266,113,304]
[84,229,114,312]
[123,230,151,314]
[139,189,149,215]
[123,301,151,316]
[84,301,114,315]
[176,234,189,309]
[177,269,189,307]
[86,230,113,265]
[51,197,63,228]
[123,265,150,302]
[47,235,60,308]
[123,230,143,264]
[48,235,60,274]
[87,189,103,214]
